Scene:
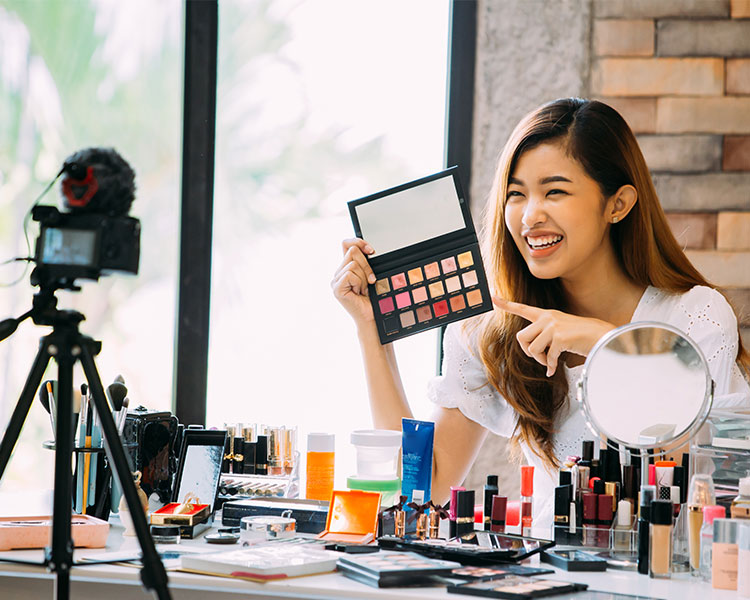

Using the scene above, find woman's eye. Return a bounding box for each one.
[547,189,568,196]
[506,190,523,200]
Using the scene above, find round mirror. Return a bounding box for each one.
[577,321,714,454]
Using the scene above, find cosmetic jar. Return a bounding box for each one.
[738,522,750,597]
[350,430,401,479]
[712,518,739,590]
[150,525,180,544]
[239,514,296,545]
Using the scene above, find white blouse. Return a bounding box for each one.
[427,285,750,531]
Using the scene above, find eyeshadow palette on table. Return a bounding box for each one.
[378,531,555,565]
[348,166,494,344]
[447,577,588,599]
[337,550,461,588]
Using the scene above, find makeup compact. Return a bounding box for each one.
[348,167,493,344]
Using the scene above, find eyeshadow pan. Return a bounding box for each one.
[407,267,424,285]
[445,275,461,293]
[433,300,449,317]
[375,278,390,295]
[400,311,416,327]
[450,295,466,312]
[466,289,483,307]
[457,251,473,268]
[383,315,400,333]
[441,256,457,273]
[412,286,428,303]
[379,297,395,314]
[424,262,440,279]
[395,291,411,309]
[416,306,432,322]
[428,281,445,298]
[391,273,407,289]
[462,270,478,288]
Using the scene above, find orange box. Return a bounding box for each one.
[317,489,381,544]
[0,515,109,551]
[151,502,210,526]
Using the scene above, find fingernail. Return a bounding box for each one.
[368,274,376,284]
[365,245,374,254]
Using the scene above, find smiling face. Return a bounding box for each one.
[504,141,615,282]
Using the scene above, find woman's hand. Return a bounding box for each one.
[493,297,615,377]
[331,238,377,327]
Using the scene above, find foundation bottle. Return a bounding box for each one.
[699,504,726,581]
[712,518,739,590]
[305,433,335,501]
[731,477,750,520]
[649,499,673,579]
[738,522,750,598]
[687,473,716,575]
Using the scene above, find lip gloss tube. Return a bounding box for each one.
[491,495,507,533]
[520,465,534,537]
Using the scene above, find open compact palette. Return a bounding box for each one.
[348,167,493,344]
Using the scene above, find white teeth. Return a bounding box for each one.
[527,234,563,248]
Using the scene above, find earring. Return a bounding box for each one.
[612,216,619,223]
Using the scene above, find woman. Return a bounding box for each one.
[331,98,750,529]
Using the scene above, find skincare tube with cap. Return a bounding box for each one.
[700,504,726,582]
[520,465,534,537]
[712,518,739,590]
[688,474,716,575]
[484,475,499,531]
[401,418,434,505]
[649,499,673,579]
[637,484,656,575]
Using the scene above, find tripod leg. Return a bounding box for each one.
[79,345,171,600]
[0,341,51,481]
[48,341,75,600]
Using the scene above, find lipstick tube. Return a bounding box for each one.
[491,495,507,533]
[520,465,534,537]
[582,492,598,547]
[455,489,475,538]
[483,475,498,531]
[597,493,614,548]
[554,485,571,545]
[449,485,465,538]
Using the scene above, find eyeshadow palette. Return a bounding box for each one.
[348,167,493,344]
[447,577,588,599]
[377,532,555,565]
[450,565,555,581]
[338,550,461,588]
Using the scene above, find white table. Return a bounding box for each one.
[0,520,742,600]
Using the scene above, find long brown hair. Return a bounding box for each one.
[475,98,749,467]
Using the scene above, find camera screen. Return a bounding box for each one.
[41,227,97,267]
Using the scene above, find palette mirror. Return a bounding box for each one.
[577,321,714,456]
[172,429,227,518]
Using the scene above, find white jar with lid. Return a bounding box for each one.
[350,430,401,479]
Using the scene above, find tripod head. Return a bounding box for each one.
[0,285,86,343]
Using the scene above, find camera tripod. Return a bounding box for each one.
[0,289,170,600]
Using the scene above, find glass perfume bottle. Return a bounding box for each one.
[688,474,716,576]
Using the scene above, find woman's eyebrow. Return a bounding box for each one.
[539,175,573,184]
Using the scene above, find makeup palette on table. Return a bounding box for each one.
[337,550,461,588]
[348,167,493,344]
[447,577,588,599]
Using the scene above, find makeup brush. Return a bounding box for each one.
[39,380,56,439]
[117,396,130,436]
[82,400,93,513]
[107,382,128,414]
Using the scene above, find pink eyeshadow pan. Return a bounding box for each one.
[378,297,395,314]
[462,270,478,287]
[391,273,407,289]
[395,291,411,309]
[416,306,432,322]
[424,262,440,279]
[441,256,457,273]
[445,275,461,293]
[412,286,428,303]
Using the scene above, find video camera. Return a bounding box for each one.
[30,147,141,290]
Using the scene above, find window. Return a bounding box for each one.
[208,0,450,487]
[0,0,182,491]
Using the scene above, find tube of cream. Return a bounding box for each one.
[401,418,435,506]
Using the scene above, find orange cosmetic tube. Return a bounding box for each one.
[306,433,335,502]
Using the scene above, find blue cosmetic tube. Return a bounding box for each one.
[401,418,434,506]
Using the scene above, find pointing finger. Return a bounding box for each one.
[493,296,544,322]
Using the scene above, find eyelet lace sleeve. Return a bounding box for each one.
[675,286,750,410]
[426,322,516,437]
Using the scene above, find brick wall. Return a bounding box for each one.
[591,0,750,347]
